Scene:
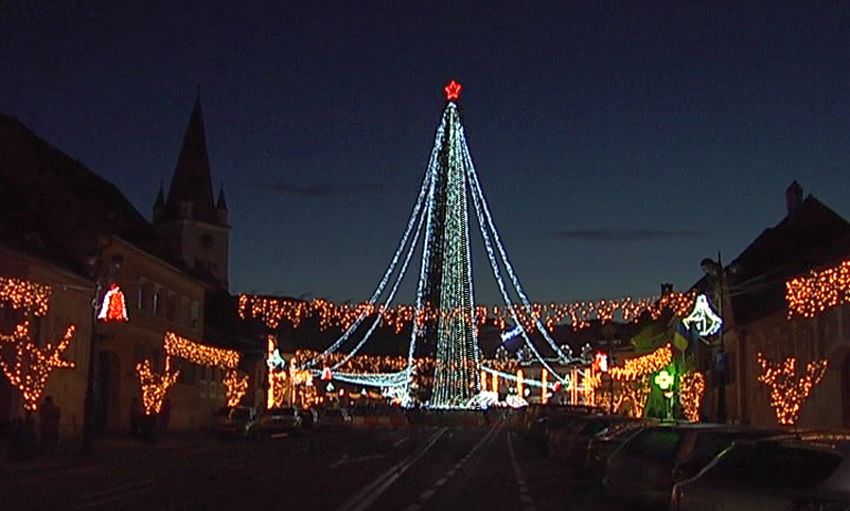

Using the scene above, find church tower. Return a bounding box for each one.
[154,96,230,289]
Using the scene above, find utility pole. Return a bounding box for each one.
[701,253,728,424]
[81,244,124,455]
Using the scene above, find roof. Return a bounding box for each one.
[721,192,850,324]
[159,98,222,225]
[0,112,165,276]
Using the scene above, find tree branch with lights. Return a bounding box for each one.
[756,353,827,426]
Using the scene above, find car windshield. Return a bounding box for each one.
[702,443,843,490]
[624,428,682,462]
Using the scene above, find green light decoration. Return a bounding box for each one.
[654,369,675,390]
[429,100,480,408]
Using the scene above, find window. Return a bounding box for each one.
[704,443,841,489]
[153,288,161,316]
[190,301,200,329]
[180,297,190,326]
[166,291,177,321]
[136,280,144,310]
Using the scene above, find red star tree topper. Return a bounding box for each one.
[444,80,462,101]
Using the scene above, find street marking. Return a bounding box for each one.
[434,477,447,487]
[419,489,435,500]
[331,454,385,469]
[393,437,409,448]
[335,428,447,511]
[507,432,537,511]
[76,478,157,510]
[403,505,421,511]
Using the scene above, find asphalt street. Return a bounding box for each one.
[0,423,607,511]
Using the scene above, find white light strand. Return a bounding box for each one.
[480,365,560,389]
[464,137,572,363]
[331,183,429,370]
[299,139,435,368]
[462,129,569,382]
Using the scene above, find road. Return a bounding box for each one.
[1,421,606,510]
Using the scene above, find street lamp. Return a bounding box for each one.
[81,251,124,454]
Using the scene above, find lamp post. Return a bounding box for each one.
[81,251,124,455]
[700,254,729,424]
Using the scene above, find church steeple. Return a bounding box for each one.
[216,184,228,225]
[160,96,219,225]
[153,94,231,290]
[153,180,166,222]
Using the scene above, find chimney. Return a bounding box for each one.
[660,283,673,296]
[786,181,803,216]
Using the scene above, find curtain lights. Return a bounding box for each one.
[223,369,248,408]
[0,322,76,412]
[756,353,828,426]
[163,331,239,369]
[679,372,705,422]
[786,259,850,318]
[135,356,180,415]
[608,344,673,381]
[237,292,696,335]
[0,276,51,316]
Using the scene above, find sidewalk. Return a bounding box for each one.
[0,430,214,479]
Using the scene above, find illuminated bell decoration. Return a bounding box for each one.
[97,283,129,322]
[682,294,721,336]
[321,367,333,380]
[326,382,335,393]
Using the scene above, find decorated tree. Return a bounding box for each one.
[0,277,76,413]
[757,353,827,426]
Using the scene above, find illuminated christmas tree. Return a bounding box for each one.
[427,81,481,408]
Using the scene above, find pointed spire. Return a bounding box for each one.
[154,180,165,208]
[216,184,228,210]
[163,95,218,224]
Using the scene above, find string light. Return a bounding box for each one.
[135,355,180,415]
[267,336,286,409]
[223,369,248,408]
[237,292,697,335]
[163,331,239,369]
[0,322,76,412]
[756,352,828,426]
[786,259,850,318]
[0,276,51,316]
[679,372,705,422]
[608,344,673,381]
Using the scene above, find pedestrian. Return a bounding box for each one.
[39,396,60,454]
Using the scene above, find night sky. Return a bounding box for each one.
[2,3,849,305]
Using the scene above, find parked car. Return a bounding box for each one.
[212,406,255,438]
[320,408,352,429]
[604,424,783,510]
[248,407,303,439]
[546,415,645,465]
[671,433,850,511]
[585,419,652,476]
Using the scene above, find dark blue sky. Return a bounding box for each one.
[2,2,849,304]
